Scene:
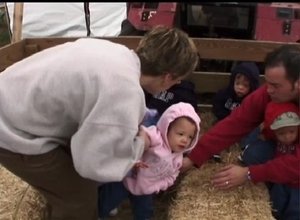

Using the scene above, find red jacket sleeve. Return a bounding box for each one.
[189,85,270,167]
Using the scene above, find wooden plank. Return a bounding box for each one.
[0,36,290,110]
[24,36,141,53]
[192,38,300,61]
[24,37,300,62]
[101,36,142,50]
[189,72,230,94]
[189,71,265,93]
[24,36,142,57]
[190,72,265,108]
[0,40,25,72]
[24,44,39,57]
[198,103,213,112]
[25,38,78,52]
[11,3,23,43]
[2,37,275,94]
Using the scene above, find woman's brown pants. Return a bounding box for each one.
[0,146,99,220]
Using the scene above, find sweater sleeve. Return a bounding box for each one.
[70,83,146,183]
[71,121,145,183]
[249,144,300,186]
[189,86,270,167]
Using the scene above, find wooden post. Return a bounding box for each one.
[12,3,24,43]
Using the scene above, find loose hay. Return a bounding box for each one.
[0,165,46,220]
[167,111,274,220]
[167,145,275,220]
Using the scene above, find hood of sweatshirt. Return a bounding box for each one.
[227,62,260,99]
[155,102,201,153]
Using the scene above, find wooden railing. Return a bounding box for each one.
[0,37,299,110]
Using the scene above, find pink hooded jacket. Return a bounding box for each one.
[123,102,201,195]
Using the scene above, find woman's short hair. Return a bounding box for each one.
[136,26,199,79]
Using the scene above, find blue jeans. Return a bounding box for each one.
[98,182,154,220]
[240,127,261,150]
[241,139,300,220]
[270,184,300,220]
[143,114,160,127]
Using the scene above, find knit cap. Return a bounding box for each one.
[270,111,300,130]
[230,62,260,92]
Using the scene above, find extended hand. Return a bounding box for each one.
[212,164,249,190]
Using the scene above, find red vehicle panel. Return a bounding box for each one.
[128,3,177,31]
[255,3,300,42]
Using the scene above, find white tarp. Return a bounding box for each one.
[6,3,126,38]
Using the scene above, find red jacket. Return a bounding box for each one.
[189,85,300,188]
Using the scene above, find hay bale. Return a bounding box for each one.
[168,144,275,220]
[0,165,46,220]
[167,112,274,219]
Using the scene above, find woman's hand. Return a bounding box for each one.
[212,164,249,190]
[134,161,149,169]
[138,126,150,152]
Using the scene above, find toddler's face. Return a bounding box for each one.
[234,74,250,98]
[274,125,299,145]
[167,117,196,153]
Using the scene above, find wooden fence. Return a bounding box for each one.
[0,37,299,110]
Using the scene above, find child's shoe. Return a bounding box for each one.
[212,154,222,163]
[109,208,118,217]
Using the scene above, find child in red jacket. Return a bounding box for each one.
[262,102,300,220]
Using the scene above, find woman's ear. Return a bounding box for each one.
[163,73,173,85]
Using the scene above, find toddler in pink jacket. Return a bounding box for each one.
[98,102,201,220]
